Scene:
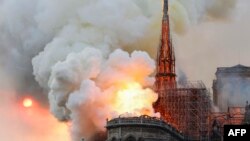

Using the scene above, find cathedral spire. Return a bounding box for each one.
[163,0,169,20]
[155,0,176,91]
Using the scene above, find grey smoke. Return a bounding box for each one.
[177,68,188,83]
[217,75,250,111]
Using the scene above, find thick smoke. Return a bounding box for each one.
[44,48,157,140]
[169,0,236,33]
[0,0,238,140]
[0,0,237,97]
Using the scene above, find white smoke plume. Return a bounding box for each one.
[0,0,238,140]
[44,47,157,140]
[169,0,236,33]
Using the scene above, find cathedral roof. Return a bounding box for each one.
[216,64,250,75]
[232,64,250,69]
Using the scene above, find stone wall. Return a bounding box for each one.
[106,115,184,141]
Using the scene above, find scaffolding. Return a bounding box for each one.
[154,81,211,141]
[154,1,212,140]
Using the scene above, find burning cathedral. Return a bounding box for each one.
[84,0,250,141]
[105,0,211,141]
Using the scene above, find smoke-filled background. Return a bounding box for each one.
[217,75,250,111]
[1,0,250,140]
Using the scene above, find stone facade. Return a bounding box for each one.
[106,115,184,141]
[213,64,250,111]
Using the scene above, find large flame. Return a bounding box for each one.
[113,82,157,116]
[54,49,158,140]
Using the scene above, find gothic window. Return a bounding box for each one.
[111,137,117,141]
[125,136,136,141]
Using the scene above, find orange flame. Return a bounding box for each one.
[113,82,157,116]
[23,98,33,108]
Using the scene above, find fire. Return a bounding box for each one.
[114,82,157,116]
[23,98,33,108]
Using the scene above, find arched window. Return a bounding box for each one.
[138,137,144,141]
[125,136,136,141]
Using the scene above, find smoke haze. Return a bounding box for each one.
[0,89,70,141]
[1,0,249,140]
[218,75,250,111]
